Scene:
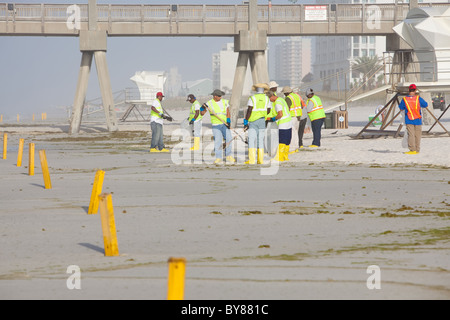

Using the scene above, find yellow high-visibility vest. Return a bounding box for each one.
[248,93,269,122]
[188,100,203,121]
[306,95,326,121]
[287,93,304,117]
[207,99,229,125]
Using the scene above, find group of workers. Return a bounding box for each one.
[149,81,326,165]
[149,82,429,161]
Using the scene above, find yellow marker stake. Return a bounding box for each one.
[17,114,19,123]
[29,143,35,176]
[88,170,105,214]
[98,193,119,257]
[17,138,24,167]
[2,133,7,160]
[167,257,186,300]
[38,150,52,189]
[0,114,3,122]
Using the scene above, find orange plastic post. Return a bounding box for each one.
[39,150,52,189]
[2,133,6,160]
[17,138,24,167]
[28,143,35,176]
[167,257,186,300]
[98,193,119,257]
[88,170,105,214]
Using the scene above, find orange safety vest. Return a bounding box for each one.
[403,96,421,121]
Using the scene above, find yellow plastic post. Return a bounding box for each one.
[32,114,35,122]
[167,257,186,300]
[0,114,3,122]
[28,143,35,176]
[98,193,119,257]
[2,133,6,160]
[17,138,24,167]
[17,114,19,123]
[38,150,52,189]
[88,170,105,214]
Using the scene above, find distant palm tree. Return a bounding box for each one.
[351,56,382,91]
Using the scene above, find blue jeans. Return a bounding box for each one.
[311,118,324,146]
[248,117,265,149]
[150,121,164,150]
[212,124,232,159]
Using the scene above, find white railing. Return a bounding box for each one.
[0,3,447,29]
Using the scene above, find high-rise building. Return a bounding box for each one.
[273,37,312,88]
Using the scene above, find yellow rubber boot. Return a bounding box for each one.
[257,148,265,164]
[226,155,236,164]
[245,148,257,164]
[283,144,290,161]
[190,137,200,151]
[271,144,283,162]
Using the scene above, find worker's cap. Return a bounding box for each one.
[211,89,225,97]
[306,88,314,96]
[268,81,279,89]
[186,94,196,101]
[409,84,417,91]
[282,86,293,94]
[251,83,269,92]
[156,92,165,97]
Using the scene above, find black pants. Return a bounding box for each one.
[311,118,324,146]
[297,118,307,147]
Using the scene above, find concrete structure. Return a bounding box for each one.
[69,0,117,134]
[2,2,440,37]
[1,1,449,131]
[212,43,254,95]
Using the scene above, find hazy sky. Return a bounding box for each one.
[0,0,299,119]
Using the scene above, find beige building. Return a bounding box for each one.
[273,37,312,88]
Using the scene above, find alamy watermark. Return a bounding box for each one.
[66,5,81,31]
[366,5,382,30]
[366,265,381,290]
[66,265,81,290]
[170,128,279,176]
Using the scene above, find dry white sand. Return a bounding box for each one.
[0,105,449,300]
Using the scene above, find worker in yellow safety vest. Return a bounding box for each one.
[203,89,236,165]
[282,86,306,153]
[244,83,270,164]
[187,94,206,151]
[266,91,292,161]
[304,88,326,147]
[150,91,172,152]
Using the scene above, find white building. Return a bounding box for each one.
[212,43,253,95]
[313,0,449,91]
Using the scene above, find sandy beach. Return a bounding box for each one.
[0,105,449,300]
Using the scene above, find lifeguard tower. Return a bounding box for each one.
[120,71,166,122]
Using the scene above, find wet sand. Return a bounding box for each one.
[0,112,449,299]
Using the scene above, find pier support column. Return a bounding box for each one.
[69,0,118,134]
[228,0,269,127]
